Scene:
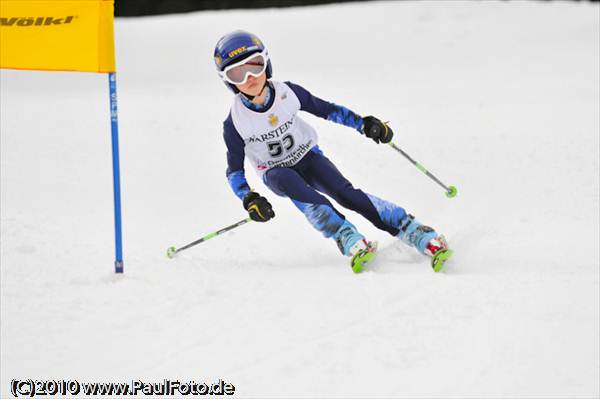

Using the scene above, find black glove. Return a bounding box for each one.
[362,116,393,144]
[243,192,275,222]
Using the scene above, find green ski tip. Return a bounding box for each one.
[432,249,453,272]
[351,243,378,273]
[352,251,376,273]
[166,246,177,259]
[446,185,458,198]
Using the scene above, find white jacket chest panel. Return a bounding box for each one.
[230,81,317,175]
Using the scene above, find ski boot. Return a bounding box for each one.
[398,214,453,272]
[334,220,378,273]
[425,235,453,272]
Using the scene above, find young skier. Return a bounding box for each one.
[214,30,452,272]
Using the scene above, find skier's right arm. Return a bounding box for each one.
[223,115,251,200]
[223,115,275,222]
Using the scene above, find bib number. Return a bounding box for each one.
[267,134,295,157]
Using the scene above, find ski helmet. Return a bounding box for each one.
[213,30,273,93]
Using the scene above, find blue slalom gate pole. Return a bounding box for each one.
[109,72,124,273]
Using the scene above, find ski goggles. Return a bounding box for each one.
[219,51,269,85]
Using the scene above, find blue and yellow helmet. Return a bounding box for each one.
[214,30,273,93]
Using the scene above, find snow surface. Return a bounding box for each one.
[1,1,599,397]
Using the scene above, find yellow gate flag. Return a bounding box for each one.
[0,0,115,73]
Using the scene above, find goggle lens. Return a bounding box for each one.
[224,53,267,84]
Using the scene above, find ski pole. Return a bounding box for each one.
[166,218,252,258]
[388,142,458,198]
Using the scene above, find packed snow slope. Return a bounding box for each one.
[1,1,599,397]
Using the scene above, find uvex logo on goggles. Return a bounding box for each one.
[0,16,76,27]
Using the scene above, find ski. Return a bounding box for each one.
[431,248,453,272]
[351,241,378,273]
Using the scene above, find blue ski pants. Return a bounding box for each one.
[263,148,407,238]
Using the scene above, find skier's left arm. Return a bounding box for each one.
[285,81,393,144]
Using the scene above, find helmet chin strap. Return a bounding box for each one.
[240,80,269,101]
